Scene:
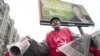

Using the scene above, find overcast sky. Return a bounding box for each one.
[4,0,100,42]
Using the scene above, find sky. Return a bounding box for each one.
[4,0,100,42]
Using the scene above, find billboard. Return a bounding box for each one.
[39,0,94,26]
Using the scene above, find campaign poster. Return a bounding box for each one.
[39,0,94,26]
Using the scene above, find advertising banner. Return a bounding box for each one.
[39,0,94,26]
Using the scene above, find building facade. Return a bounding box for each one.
[0,1,19,56]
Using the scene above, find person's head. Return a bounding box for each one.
[50,17,61,30]
[72,4,84,18]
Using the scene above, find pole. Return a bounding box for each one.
[78,26,91,56]
[78,26,84,35]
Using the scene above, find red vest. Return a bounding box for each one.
[46,28,73,56]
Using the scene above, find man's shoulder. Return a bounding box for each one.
[46,31,53,36]
[61,27,72,34]
[61,27,70,31]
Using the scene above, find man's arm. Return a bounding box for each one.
[38,40,49,56]
[23,39,49,56]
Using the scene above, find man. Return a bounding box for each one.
[71,4,93,23]
[46,17,73,56]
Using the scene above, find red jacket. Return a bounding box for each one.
[5,51,10,56]
[46,28,73,56]
[90,47,100,56]
[96,49,100,56]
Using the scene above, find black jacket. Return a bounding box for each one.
[23,39,48,56]
[71,15,93,23]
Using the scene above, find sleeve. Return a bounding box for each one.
[89,38,98,56]
[23,39,49,56]
[45,32,51,48]
[4,51,10,56]
[38,40,49,54]
[89,47,97,56]
[65,27,73,41]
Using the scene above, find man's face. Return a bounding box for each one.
[73,7,83,17]
[51,19,61,29]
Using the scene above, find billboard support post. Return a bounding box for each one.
[78,26,84,35]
